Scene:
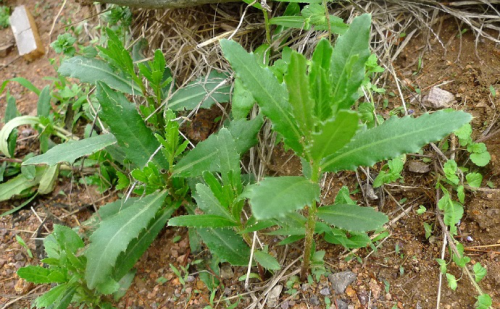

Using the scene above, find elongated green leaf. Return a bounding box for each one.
[227,115,263,154]
[195,183,232,219]
[322,110,472,172]
[172,133,219,177]
[169,71,230,111]
[243,176,320,220]
[330,14,371,111]
[269,16,306,28]
[37,86,51,117]
[232,78,255,119]
[220,39,304,155]
[98,197,140,219]
[309,111,358,161]
[254,251,281,270]
[198,228,250,266]
[173,117,262,178]
[96,83,167,168]
[317,204,388,232]
[0,116,40,157]
[169,215,238,228]
[17,266,63,284]
[285,51,315,136]
[85,191,166,291]
[59,56,142,95]
[0,167,44,202]
[23,134,117,166]
[38,164,59,194]
[112,206,175,280]
[310,40,334,120]
[0,77,40,97]
[217,128,241,189]
[53,285,77,309]
[34,284,69,307]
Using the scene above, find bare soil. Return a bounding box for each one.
[1,1,500,309]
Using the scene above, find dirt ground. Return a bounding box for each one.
[1,1,500,309]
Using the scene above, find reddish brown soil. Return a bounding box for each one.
[1,2,500,309]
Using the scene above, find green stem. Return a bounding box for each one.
[263,9,272,44]
[300,163,321,281]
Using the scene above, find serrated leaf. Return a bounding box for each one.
[96,83,166,168]
[285,51,315,136]
[24,134,117,166]
[0,116,40,157]
[194,183,232,219]
[113,206,174,281]
[436,258,447,274]
[59,56,142,95]
[198,228,250,266]
[227,115,263,154]
[317,204,388,232]
[330,14,371,111]
[172,133,219,177]
[52,224,84,254]
[169,215,238,228]
[321,110,472,172]
[309,111,358,161]
[243,176,320,220]
[34,284,69,307]
[473,263,487,283]
[254,250,281,270]
[466,172,482,188]
[85,191,166,291]
[310,40,333,121]
[169,71,230,111]
[17,266,64,284]
[221,39,304,155]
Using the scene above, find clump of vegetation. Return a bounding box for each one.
[0,5,9,28]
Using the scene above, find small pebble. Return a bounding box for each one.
[320,287,330,296]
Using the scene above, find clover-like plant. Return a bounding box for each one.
[221,14,472,279]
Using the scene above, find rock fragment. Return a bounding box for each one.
[408,161,430,173]
[10,5,45,60]
[328,271,357,294]
[423,87,456,109]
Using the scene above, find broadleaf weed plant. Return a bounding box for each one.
[221,13,472,279]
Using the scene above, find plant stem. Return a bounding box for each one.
[262,9,271,44]
[300,163,321,281]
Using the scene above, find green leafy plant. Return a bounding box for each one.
[0,5,9,28]
[221,14,472,279]
[17,225,121,308]
[51,33,77,57]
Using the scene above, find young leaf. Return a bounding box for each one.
[473,263,487,283]
[309,111,359,161]
[317,204,388,232]
[446,273,458,290]
[96,83,167,168]
[197,228,250,266]
[310,40,334,121]
[466,172,482,188]
[34,284,70,307]
[59,56,142,95]
[220,39,304,155]
[284,51,315,136]
[243,176,320,220]
[217,128,241,190]
[254,250,281,270]
[169,215,238,228]
[475,294,492,309]
[330,14,371,111]
[85,191,167,291]
[169,71,230,111]
[321,110,472,172]
[23,134,117,166]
